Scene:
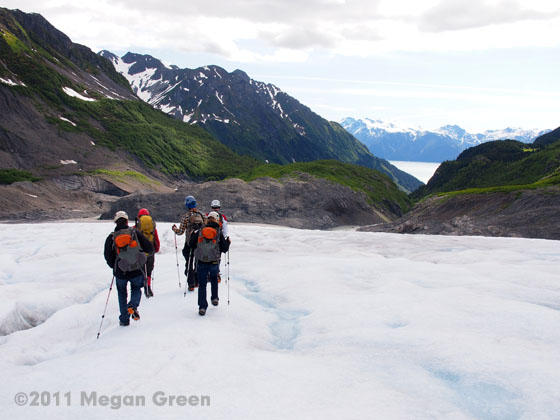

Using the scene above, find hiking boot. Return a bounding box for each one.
[127,307,140,321]
[212,298,219,306]
[199,308,206,316]
[119,321,130,326]
[146,286,154,297]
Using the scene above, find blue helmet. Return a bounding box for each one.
[184,195,196,209]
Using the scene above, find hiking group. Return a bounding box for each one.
[103,197,230,327]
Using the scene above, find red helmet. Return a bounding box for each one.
[138,208,150,217]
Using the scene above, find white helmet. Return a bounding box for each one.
[208,211,220,220]
[113,210,128,222]
[211,199,221,208]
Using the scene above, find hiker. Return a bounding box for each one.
[189,211,230,316]
[172,195,205,291]
[209,199,229,239]
[208,199,229,283]
[135,208,160,298]
[104,211,153,326]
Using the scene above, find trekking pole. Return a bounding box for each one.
[96,276,115,339]
[183,251,192,298]
[227,250,230,306]
[183,270,189,297]
[174,233,181,288]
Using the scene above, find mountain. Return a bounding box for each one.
[341,117,550,163]
[100,51,422,193]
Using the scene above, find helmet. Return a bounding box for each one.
[211,199,221,209]
[137,208,150,217]
[114,210,128,222]
[184,195,197,209]
[208,211,219,220]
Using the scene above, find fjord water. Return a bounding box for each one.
[389,160,441,184]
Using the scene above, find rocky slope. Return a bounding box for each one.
[359,187,560,240]
[99,174,401,230]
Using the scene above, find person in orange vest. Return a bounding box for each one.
[188,212,230,316]
[207,199,229,283]
[104,211,153,326]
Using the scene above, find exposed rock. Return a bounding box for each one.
[99,176,397,230]
[360,187,560,240]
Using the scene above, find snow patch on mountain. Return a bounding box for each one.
[62,87,95,101]
[362,118,420,135]
[59,116,76,126]
[1,77,26,87]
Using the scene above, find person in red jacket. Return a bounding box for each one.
[135,208,160,298]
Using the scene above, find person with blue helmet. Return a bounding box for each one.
[172,195,205,291]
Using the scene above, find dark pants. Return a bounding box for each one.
[145,255,155,278]
[116,275,143,323]
[182,242,197,286]
[197,262,219,310]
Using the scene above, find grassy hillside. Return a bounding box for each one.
[238,160,412,213]
[0,168,40,184]
[48,98,258,178]
[411,138,560,200]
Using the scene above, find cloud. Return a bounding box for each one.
[419,0,560,32]
[259,26,339,49]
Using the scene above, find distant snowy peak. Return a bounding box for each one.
[344,117,548,143]
[364,118,419,134]
[433,125,468,140]
[342,117,419,135]
[481,127,548,141]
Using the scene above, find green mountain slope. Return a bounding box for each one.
[411,136,560,199]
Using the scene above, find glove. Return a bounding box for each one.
[172,224,177,233]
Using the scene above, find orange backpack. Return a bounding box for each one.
[194,226,221,263]
[112,228,147,272]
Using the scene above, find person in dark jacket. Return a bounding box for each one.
[189,211,230,316]
[172,195,205,291]
[104,210,154,326]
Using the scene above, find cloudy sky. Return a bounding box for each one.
[4,0,560,132]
